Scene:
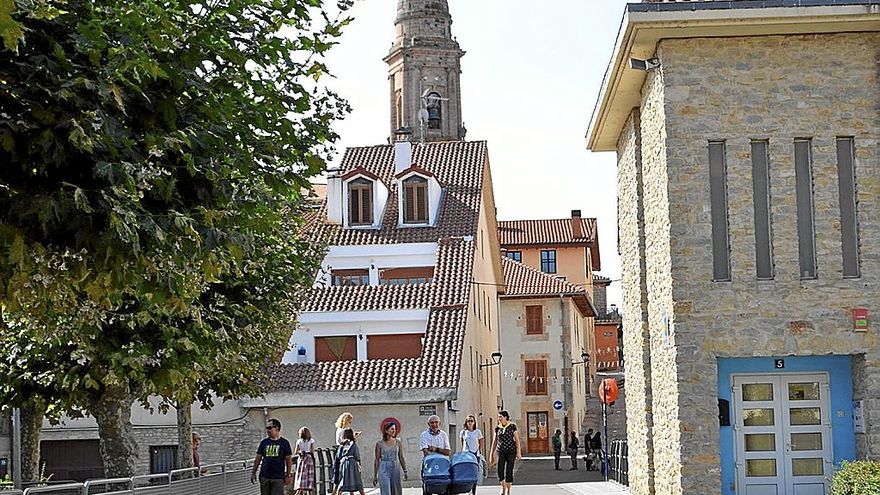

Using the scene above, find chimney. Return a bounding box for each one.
[393,127,413,174]
[326,170,343,225]
[571,209,583,238]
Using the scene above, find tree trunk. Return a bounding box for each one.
[90,386,139,478]
[176,400,194,470]
[19,400,46,483]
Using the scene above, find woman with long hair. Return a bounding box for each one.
[459,414,484,494]
[372,422,407,495]
[336,428,365,495]
[488,410,521,495]
[335,412,354,445]
[293,427,316,495]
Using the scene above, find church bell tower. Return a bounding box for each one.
[384,0,465,142]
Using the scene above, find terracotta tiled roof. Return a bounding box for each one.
[497,218,597,247]
[269,141,490,396]
[308,141,487,245]
[499,257,596,317]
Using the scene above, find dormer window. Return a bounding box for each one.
[426,92,441,129]
[348,178,373,226]
[403,176,429,224]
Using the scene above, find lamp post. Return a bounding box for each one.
[478,352,503,369]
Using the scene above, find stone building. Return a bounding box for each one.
[588,2,879,495]
[384,0,466,142]
[497,257,596,454]
[498,211,601,290]
[241,0,504,480]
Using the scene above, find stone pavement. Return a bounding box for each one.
[362,456,628,494]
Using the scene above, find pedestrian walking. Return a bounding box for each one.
[335,412,361,445]
[567,431,579,470]
[192,432,202,469]
[372,422,408,495]
[459,415,484,494]
[294,427,316,495]
[336,428,365,495]
[488,410,521,495]
[250,418,293,495]
[551,429,562,470]
[419,415,451,457]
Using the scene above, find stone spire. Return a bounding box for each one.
[384,0,466,143]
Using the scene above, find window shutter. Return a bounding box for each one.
[349,188,360,224]
[526,306,543,335]
[416,183,428,221]
[525,361,537,395]
[362,186,372,224]
[537,361,547,395]
[404,183,414,223]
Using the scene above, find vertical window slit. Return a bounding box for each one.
[751,140,773,279]
[794,139,817,279]
[709,141,730,281]
[836,137,860,278]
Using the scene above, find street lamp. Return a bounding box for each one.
[571,351,590,366]
[479,352,503,369]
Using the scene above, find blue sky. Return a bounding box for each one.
[324,0,630,306]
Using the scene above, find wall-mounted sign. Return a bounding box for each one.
[552,400,564,411]
[419,405,437,416]
[854,400,865,433]
[774,359,785,369]
[853,308,868,332]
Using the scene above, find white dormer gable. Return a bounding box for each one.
[395,166,442,227]
[340,168,388,229]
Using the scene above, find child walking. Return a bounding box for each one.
[294,427,316,495]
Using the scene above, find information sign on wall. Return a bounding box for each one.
[853,308,868,332]
[419,405,437,416]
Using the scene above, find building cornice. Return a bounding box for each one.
[586,3,880,152]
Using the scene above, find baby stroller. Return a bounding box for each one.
[449,452,481,494]
[585,449,606,472]
[422,454,452,495]
[422,452,481,495]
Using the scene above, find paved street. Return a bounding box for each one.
[363,456,627,494]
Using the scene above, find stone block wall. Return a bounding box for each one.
[616,111,655,495]
[623,32,880,494]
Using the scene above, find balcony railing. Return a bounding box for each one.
[0,448,339,495]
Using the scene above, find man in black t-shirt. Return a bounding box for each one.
[251,418,293,495]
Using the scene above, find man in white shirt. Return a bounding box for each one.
[419,415,451,457]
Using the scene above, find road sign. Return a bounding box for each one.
[552,400,564,411]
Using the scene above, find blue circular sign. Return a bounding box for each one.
[552,400,564,411]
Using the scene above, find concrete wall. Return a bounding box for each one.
[619,32,880,494]
[39,399,253,476]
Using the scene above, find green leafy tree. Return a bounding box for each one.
[0,0,349,478]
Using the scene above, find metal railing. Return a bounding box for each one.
[0,448,340,495]
[608,439,628,486]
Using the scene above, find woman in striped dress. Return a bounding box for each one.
[294,427,316,495]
